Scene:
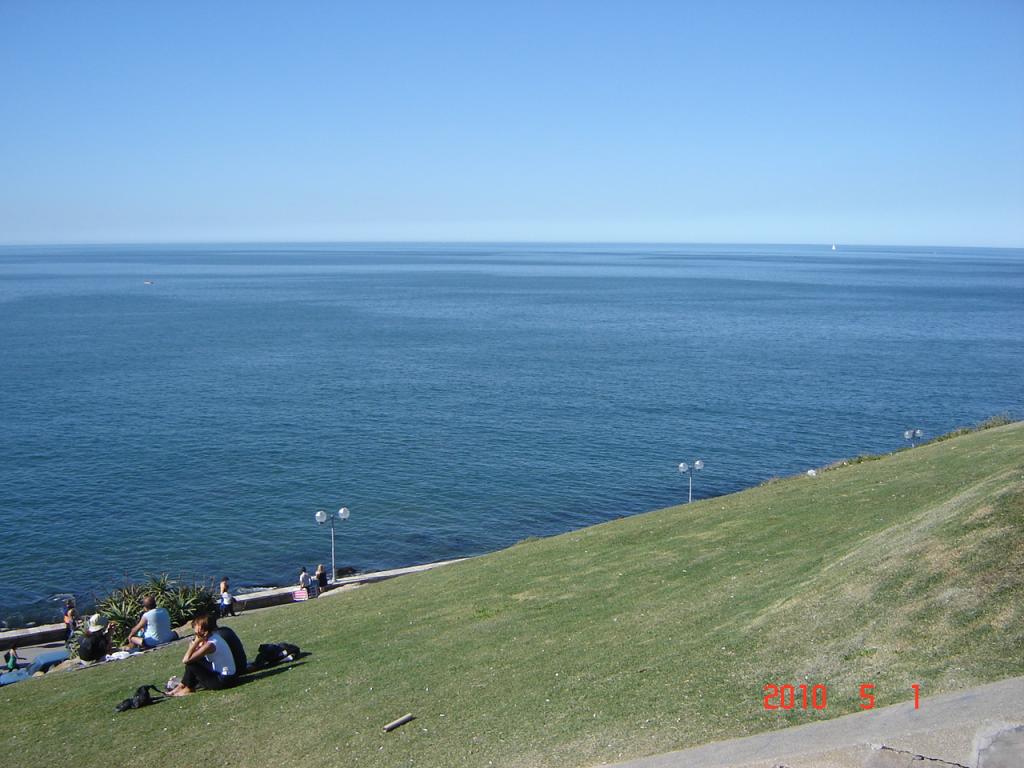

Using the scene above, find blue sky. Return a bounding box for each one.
[1,1,1022,246]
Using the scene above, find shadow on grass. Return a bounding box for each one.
[234,654,312,689]
[133,697,170,710]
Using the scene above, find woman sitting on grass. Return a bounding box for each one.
[166,613,237,696]
[78,614,117,662]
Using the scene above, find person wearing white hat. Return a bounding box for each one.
[78,614,116,662]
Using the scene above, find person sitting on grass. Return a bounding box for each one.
[127,595,175,649]
[4,647,20,671]
[166,613,238,696]
[78,614,117,662]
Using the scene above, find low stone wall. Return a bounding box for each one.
[0,623,66,651]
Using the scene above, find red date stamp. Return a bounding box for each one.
[763,683,921,711]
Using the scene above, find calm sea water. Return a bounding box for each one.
[1,243,1022,625]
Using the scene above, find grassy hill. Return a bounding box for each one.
[4,422,1023,768]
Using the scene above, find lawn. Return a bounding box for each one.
[3,422,1022,768]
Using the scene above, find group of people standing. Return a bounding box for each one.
[298,564,329,598]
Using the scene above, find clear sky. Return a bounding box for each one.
[1,1,1022,246]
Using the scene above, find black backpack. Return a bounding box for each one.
[115,685,162,712]
[253,642,300,669]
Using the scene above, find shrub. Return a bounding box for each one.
[83,574,217,650]
[932,413,1015,444]
[977,412,1013,430]
[821,414,1019,471]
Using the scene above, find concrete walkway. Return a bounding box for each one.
[604,676,1024,768]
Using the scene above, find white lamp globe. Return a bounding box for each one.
[678,462,688,473]
[338,507,350,520]
[315,509,328,525]
[694,460,704,471]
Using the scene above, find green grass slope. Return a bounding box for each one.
[4,423,1023,768]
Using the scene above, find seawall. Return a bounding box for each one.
[0,557,466,652]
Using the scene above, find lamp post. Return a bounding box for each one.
[903,428,924,448]
[315,506,350,583]
[678,460,704,503]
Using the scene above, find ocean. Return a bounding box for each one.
[1,242,1021,626]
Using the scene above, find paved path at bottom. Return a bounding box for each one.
[10,641,69,665]
[605,677,1023,768]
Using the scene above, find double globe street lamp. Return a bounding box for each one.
[315,506,350,584]
[903,428,924,448]
[678,459,704,503]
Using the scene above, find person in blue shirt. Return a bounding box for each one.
[127,595,175,648]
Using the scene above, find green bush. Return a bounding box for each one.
[932,413,1015,443]
[977,412,1013,430]
[83,574,217,650]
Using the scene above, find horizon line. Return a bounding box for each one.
[2,238,1023,251]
